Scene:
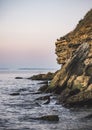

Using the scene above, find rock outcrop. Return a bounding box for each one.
[28,72,55,80]
[48,9,92,107]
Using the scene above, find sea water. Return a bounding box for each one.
[0,69,92,130]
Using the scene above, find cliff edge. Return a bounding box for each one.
[49,9,92,107]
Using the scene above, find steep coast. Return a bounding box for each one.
[48,9,92,107]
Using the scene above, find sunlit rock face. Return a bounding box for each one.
[49,9,92,107]
[55,9,92,65]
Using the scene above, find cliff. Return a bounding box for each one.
[56,9,92,65]
[48,9,92,107]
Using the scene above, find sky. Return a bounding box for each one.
[0,0,92,68]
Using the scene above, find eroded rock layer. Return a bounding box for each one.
[49,9,92,107]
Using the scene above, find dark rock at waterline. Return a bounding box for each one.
[43,99,50,104]
[18,88,27,92]
[38,84,54,93]
[64,90,92,107]
[10,92,20,96]
[35,95,51,104]
[58,88,80,104]
[38,81,48,85]
[84,114,92,119]
[28,72,55,80]
[35,102,41,107]
[15,77,23,79]
[30,115,59,121]
[38,85,49,92]
[29,91,41,94]
[35,95,51,100]
[40,115,59,121]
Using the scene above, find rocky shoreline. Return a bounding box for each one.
[31,9,92,108]
[15,9,92,108]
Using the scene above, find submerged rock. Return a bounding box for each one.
[15,77,23,79]
[30,115,59,121]
[40,115,59,121]
[18,88,27,92]
[84,114,92,119]
[10,92,20,96]
[35,95,51,104]
[30,91,41,94]
[35,95,51,101]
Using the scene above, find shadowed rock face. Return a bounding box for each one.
[49,9,92,107]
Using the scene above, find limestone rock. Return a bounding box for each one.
[49,9,92,107]
[87,84,92,91]
[55,9,92,65]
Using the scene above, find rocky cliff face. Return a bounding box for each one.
[49,9,92,107]
[56,9,92,65]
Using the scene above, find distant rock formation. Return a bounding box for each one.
[48,9,92,107]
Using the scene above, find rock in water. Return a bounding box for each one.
[10,92,20,96]
[38,81,48,85]
[15,77,23,79]
[47,9,92,107]
[40,115,59,121]
[30,115,59,121]
[84,114,92,119]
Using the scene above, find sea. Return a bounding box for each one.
[0,68,92,130]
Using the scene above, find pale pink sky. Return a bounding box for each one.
[0,0,92,68]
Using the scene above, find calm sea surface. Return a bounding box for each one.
[0,69,92,130]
